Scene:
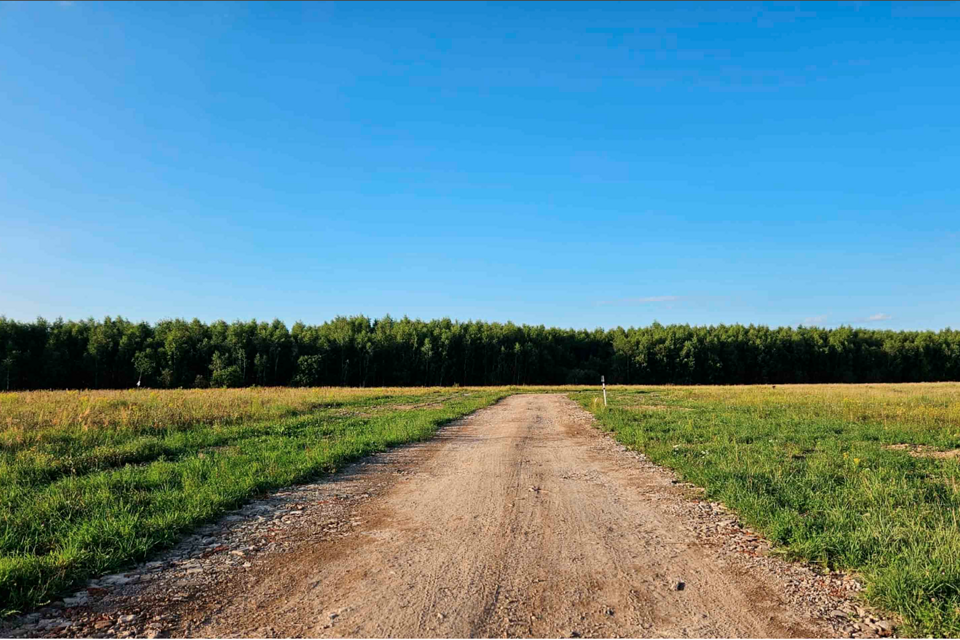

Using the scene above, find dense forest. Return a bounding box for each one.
[1,315,959,390]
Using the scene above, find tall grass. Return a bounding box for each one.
[0,387,443,447]
[0,387,509,614]
[574,383,960,637]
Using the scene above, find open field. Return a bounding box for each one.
[0,387,516,614]
[2,394,889,639]
[2,383,959,637]
[574,383,960,637]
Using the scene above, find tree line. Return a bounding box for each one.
[1,315,959,390]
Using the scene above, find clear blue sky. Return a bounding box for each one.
[2,2,958,330]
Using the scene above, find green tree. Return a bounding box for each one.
[209,351,242,388]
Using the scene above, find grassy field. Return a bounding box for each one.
[7,383,960,634]
[574,383,960,637]
[0,386,511,614]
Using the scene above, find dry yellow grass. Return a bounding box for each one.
[0,387,455,447]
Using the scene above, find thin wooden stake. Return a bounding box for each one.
[601,375,607,407]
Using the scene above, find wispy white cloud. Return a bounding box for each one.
[802,314,829,325]
[865,313,892,322]
[597,295,679,306]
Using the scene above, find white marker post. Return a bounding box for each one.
[601,375,607,407]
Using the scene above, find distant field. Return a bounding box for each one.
[0,386,514,614]
[574,383,960,637]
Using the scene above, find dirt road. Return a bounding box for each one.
[14,394,890,638]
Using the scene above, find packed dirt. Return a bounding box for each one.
[6,394,896,638]
[885,443,960,459]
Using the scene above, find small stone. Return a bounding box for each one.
[570,632,581,638]
[94,620,112,630]
[675,581,685,591]
[229,550,245,557]
[329,613,338,620]
[118,615,137,624]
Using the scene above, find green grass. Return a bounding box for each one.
[0,387,509,615]
[11,382,956,633]
[573,384,960,637]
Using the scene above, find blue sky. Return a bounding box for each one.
[2,2,958,330]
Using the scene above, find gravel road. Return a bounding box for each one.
[5,394,896,638]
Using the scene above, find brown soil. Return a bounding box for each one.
[886,443,960,459]
[10,394,896,639]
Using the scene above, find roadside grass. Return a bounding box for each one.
[573,383,960,637]
[0,387,509,615]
